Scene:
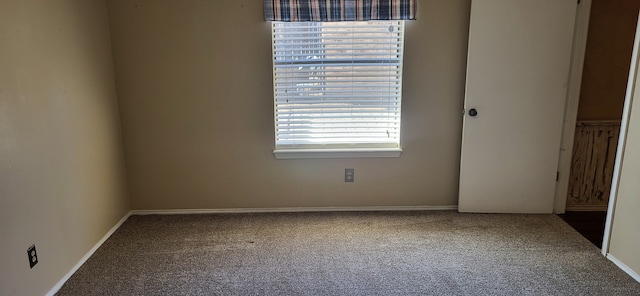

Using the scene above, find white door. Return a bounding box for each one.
[459,0,578,213]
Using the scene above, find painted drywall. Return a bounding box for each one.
[106,0,470,210]
[0,1,129,295]
[578,0,640,121]
[608,39,640,277]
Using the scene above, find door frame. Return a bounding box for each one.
[602,11,640,256]
[553,0,592,214]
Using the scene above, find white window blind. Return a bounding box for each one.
[272,21,405,151]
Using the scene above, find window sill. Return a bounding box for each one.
[273,148,403,159]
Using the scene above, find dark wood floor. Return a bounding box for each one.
[558,211,608,249]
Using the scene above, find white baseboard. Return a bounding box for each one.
[607,254,640,283]
[130,205,458,215]
[46,211,131,296]
[565,205,608,211]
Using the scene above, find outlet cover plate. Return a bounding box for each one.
[345,168,355,182]
[27,244,38,268]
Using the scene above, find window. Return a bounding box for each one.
[271,21,405,159]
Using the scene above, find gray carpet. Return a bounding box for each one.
[57,211,640,295]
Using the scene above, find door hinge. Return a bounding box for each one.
[556,171,560,182]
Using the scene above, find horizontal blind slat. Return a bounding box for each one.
[276,99,399,104]
[274,63,400,68]
[276,115,400,120]
[275,120,399,124]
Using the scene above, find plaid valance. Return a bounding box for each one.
[264,0,416,22]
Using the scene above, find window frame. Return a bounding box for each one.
[271,21,405,159]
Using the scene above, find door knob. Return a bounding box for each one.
[468,108,478,117]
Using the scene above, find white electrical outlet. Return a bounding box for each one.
[345,168,355,182]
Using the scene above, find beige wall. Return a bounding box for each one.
[578,0,640,121]
[106,0,471,210]
[608,36,640,277]
[0,1,129,295]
